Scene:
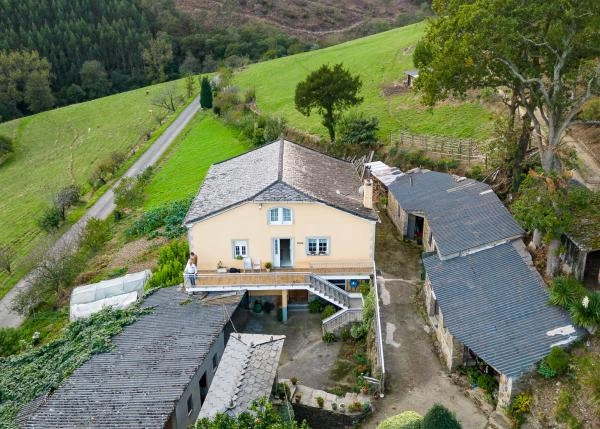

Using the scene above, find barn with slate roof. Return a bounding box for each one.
[386,169,581,408]
[19,288,245,429]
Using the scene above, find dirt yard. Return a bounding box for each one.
[363,209,489,428]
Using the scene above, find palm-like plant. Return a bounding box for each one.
[570,293,600,329]
[549,277,586,308]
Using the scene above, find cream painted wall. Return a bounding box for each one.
[188,202,375,271]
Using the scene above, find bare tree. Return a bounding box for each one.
[152,83,183,113]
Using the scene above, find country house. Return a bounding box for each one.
[183,139,378,328]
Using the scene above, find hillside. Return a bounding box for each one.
[0,79,188,298]
[176,0,426,39]
[233,22,495,140]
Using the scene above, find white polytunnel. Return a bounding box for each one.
[69,270,152,321]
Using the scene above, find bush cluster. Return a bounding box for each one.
[538,346,570,378]
[38,184,82,232]
[126,197,192,240]
[88,151,127,190]
[146,240,188,289]
[321,304,337,320]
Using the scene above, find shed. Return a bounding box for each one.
[404,69,419,88]
[69,270,151,321]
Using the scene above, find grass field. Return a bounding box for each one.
[234,22,495,141]
[144,113,249,208]
[0,79,189,298]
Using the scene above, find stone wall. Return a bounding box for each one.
[387,193,407,237]
[292,403,367,429]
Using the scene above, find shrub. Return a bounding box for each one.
[0,134,14,159]
[544,347,570,376]
[54,185,81,216]
[308,298,324,313]
[277,382,290,400]
[114,176,144,210]
[549,277,587,308]
[321,304,337,320]
[290,376,299,385]
[339,327,351,342]
[422,404,462,429]
[507,392,532,427]
[359,281,370,296]
[323,331,336,343]
[38,206,63,231]
[126,198,191,240]
[376,411,423,429]
[316,396,324,408]
[146,240,188,289]
[351,323,367,340]
[337,112,379,148]
[476,373,498,393]
[0,327,22,357]
[353,364,370,377]
[580,97,600,121]
[348,402,363,413]
[0,245,13,275]
[81,217,111,253]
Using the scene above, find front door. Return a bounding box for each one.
[272,238,293,268]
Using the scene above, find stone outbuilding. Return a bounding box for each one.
[386,169,582,408]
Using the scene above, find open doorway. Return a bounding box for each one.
[273,238,293,268]
[584,250,600,290]
[407,214,425,244]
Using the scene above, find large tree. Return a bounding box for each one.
[143,33,173,83]
[295,63,363,142]
[80,60,111,99]
[200,76,213,108]
[414,0,600,174]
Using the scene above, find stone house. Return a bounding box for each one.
[387,169,581,408]
[19,288,244,429]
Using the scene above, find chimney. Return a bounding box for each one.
[363,179,373,209]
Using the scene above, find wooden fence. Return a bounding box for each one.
[390,131,488,165]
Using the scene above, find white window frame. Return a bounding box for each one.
[268,207,293,225]
[306,237,330,256]
[232,240,249,258]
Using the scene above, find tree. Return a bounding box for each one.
[295,63,363,142]
[512,172,591,276]
[421,404,462,429]
[0,51,53,118]
[415,0,600,174]
[24,70,55,113]
[195,397,310,429]
[200,76,213,108]
[184,74,196,99]
[143,33,173,83]
[152,83,183,113]
[337,112,380,148]
[80,60,111,99]
[114,176,144,210]
[53,185,82,220]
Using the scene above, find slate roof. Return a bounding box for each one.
[184,139,377,224]
[388,170,523,257]
[198,333,285,419]
[423,242,582,378]
[21,288,243,429]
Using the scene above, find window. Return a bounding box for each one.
[268,207,293,225]
[307,237,329,255]
[232,240,248,258]
[212,353,219,371]
[187,394,193,415]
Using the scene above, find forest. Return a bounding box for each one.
[0,0,310,122]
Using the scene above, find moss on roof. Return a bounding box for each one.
[566,190,600,251]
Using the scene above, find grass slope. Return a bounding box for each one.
[234,22,495,140]
[144,114,249,208]
[0,79,187,298]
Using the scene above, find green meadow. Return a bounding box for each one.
[234,22,495,141]
[0,79,188,298]
[143,114,249,209]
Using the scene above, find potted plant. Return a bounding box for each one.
[294,393,302,403]
[264,262,272,272]
[290,376,299,385]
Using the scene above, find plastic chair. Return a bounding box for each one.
[252,258,261,272]
[243,257,252,272]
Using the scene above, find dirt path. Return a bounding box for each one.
[363,211,489,428]
[0,97,200,328]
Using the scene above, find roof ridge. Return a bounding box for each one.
[278,138,284,180]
